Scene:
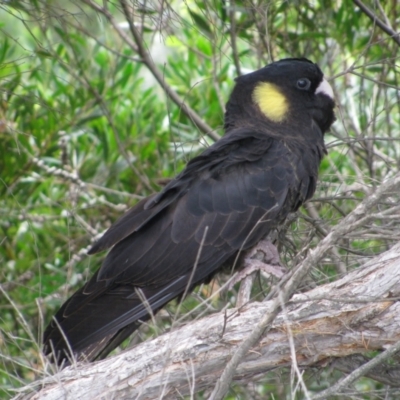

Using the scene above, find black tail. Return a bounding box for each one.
[43,273,191,366]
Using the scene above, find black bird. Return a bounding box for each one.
[43,58,335,365]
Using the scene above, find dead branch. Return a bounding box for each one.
[13,241,400,400]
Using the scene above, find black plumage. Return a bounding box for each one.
[43,58,336,365]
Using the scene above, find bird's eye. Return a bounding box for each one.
[296,78,311,90]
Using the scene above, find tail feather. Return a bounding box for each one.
[43,275,190,365]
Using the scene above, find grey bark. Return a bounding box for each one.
[13,241,400,400]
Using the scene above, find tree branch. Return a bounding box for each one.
[353,0,400,46]
[13,241,400,399]
[82,0,220,142]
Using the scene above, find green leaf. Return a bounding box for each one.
[188,9,213,37]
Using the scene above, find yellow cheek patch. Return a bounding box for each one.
[252,82,289,122]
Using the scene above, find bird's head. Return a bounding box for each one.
[224,58,336,137]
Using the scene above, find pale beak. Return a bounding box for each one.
[316,78,334,100]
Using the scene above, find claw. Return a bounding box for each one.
[230,240,287,307]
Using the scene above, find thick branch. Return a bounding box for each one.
[14,242,400,400]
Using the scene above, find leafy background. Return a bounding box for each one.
[1,0,399,398]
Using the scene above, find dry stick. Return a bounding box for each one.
[30,156,131,210]
[303,202,347,275]
[158,227,209,398]
[312,338,400,399]
[82,0,219,142]
[332,355,400,388]
[353,0,400,47]
[0,271,33,293]
[279,292,311,400]
[119,0,219,141]
[228,0,241,77]
[209,171,400,400]
[208,270,298,399]
[0,285,47,369]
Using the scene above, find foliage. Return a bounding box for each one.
[0,0,399,398]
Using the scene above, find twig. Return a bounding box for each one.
[228,0,241,77]
[0,271,34,293]
[30,156,130,211]
[312,338,400,399]
[280,292,311,400]
[303,202,347,274]
[353,0,400,46]
[235,273,255,308]
[249,2,271,59]
[120,0,219,141]
[332,355,400,388]
[208,267,305,400]
[82,0,219,142]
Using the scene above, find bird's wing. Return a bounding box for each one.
[94,132,298,284]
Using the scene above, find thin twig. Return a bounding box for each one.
[353,0,400,46]
[312,338,400,399]
[332,355,400,388]
[228,0,241,76]
[208,268,302,400]
[280,292,312,400]
[82,0,219,141]
[0,271,34,293]
[303,202,347,274]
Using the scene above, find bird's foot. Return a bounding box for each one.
[229,240,286,288]
[230,240,287,307]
